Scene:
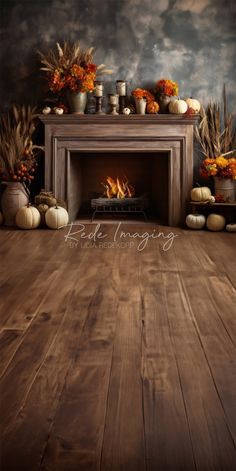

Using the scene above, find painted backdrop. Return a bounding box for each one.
[0,0,235,111]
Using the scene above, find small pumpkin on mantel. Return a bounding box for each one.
[16,205,41,229]
[169,99,188,114]
[45,206,69,229]
[186,213,206,229]
[185,98,201,114]
[190,186,212,202]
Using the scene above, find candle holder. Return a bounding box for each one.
[95,96,104,114]
[94,81,104,114]
[108,94,119,115]
[116,80,127,114]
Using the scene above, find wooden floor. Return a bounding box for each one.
[0,223,236,471]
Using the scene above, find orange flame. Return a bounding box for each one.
[102,176,135,199]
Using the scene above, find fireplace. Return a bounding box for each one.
[40,114,198,226]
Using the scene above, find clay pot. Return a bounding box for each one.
[1,182,29,226]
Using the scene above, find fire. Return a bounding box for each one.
[102,176,135,199]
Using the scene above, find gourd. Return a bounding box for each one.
[0,211,3,225]
[185,98,201,114]
[37,204,49,226]
[186,214,206,229]
[45,206,69,229]
[226,223,236,232]
[147,101,160,114]
[16,205,41,229]
[206,213,226,231]
[169,99,188,114]
[191,186,212,202]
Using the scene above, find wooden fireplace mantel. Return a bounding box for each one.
[40,114,198,226]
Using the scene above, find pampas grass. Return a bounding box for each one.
[38,41,113,77]
[195,92,235,159]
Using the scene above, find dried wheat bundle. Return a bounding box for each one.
[195,99,235,159]
[38,41,113,76]
[0,105,43,182]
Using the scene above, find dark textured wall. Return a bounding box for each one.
[0,0,235,111]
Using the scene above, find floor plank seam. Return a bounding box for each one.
[162,274,198,471]
[179,273,236,450]
[140,290,148,471]
[39,284,103,469]
[0,269,60,379]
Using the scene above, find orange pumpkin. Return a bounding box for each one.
[147,101,160,114]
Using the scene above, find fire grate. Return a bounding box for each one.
[91,196,148,222]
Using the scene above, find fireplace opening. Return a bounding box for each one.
[68,152,169,223]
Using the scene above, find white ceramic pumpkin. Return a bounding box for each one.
[169,99,188,114]
[0,211,3,225]
[190,186,212,202]
[206,213,226,231]
[186,214,206,229]
[226,223,236,232]
[16,205,41,229]
[185,98,201,114]
[45,206,69,229]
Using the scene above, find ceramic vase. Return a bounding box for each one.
[1,182,29,226]
[135,98,147,115]
[67,91,87,114]
[158,95,173,114]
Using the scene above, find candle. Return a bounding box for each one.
[116,80,126,96]
[95,81,103,97]
[109,94,119,105]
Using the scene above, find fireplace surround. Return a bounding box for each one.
[40,115,198,226]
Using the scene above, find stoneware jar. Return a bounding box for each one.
[1,182,29,226]
[66,91,87,114]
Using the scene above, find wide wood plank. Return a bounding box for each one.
[0,225,235,471]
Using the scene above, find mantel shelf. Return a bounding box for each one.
[39,113,199,126]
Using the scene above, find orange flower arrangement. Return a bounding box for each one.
[200,156,236,180]
[38,41,112,94]
[156,79,178,96]
[131,88,155,103]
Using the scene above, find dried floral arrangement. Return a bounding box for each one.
[0,106,43,183]
[38,41,113,94]
[156,79,179,97]
[196,98,236,180]
[131,88,155,103]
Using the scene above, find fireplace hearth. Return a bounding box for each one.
[40,114,198,226]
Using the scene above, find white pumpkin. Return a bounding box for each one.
[54,107,64,115]
[169,99,188,114]
[206,213,226,231]
[16,205,41,229]
[186,214,206,229]
[185,98,201,114]
[123,107,131,115]
[226,223,236,232]
[191,186,212,202]
[0,211,3,225]
[42,106,51,115]
[45,206,69,229]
